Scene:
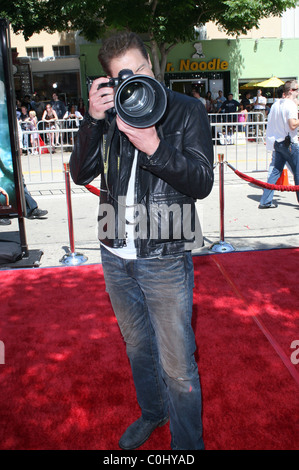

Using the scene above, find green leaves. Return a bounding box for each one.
[3,0,298,41]
[2,0,298,78]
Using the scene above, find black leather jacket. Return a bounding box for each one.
[70,87,214,258]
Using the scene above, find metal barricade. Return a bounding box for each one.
[37,118,80,149]
[208,111,270,173]
[19,120,80,184]
[20,112,272,185]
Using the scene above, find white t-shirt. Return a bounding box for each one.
[266,99,283,151]
[253,95,267,110]
[102,150,138,259]
[267,98,298,146]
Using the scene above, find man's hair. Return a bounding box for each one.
[277,85,284,99]
[283,80,298,96]
[192,84,201,94]
[98,32,148,76]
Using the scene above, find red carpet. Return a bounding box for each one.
[0,248,298,450]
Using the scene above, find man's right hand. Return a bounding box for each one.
[88,77,115,121]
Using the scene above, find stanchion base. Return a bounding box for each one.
[209,241,235,253]
[60,252,88,266]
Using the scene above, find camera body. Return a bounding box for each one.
[97,69,134,90]
[93,68,167,128]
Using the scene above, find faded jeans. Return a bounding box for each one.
[260,141,299,206]
[101,245,204,450]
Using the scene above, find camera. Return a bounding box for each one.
[96,69,167,128]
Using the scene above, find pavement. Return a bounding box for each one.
[1,159,299,270]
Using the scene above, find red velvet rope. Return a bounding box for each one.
[85,184,100,196]
[84,165,299,196]
[226,163,299,192]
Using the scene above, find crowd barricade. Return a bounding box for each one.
[20,113,271,185]
[36,118,80,150]
[208,111,266,144]
[208,111,271,172]
[19,120,80,184]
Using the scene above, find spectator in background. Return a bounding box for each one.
[205,91,214,113]
[191,85,206,109]
[218,93,239,115]
[241,92,252,113]
[253,89,267,137]
[217,93,240,126]
[215,90,226,112]
[237,103,248,133]
[77,98,86,117]
[51,92,66,146]
[42,103,58,151]
[32,94,45,122]
[51,92,66,120]
[18,105,31,153]
[28,110,39,155]
[21,94,34,112]
[63,104,83,127]
[16,99,22,119]
[63,105,83,145]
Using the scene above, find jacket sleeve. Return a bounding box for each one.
[138,97,214,200]
[69,118,104,185]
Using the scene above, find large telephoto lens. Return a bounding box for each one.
[115,75,167,128]
[119,81,155,117]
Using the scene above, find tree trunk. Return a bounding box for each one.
[149,38,176,83]
[149,38,163,82]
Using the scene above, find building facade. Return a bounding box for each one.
[10,30,82,104]
[10,6,299,107]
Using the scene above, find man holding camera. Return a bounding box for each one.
[70,32,213,450]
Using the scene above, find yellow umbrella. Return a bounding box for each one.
[240,80,260,89]
[256,76,284,88]
[255,76,285,99]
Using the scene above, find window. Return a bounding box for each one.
[52,45,70,57]
[26,47,44,59]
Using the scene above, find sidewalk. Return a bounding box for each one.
[1,166,299,269]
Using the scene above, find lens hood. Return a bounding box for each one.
[114,74,167,128]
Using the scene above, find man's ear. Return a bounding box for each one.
[148,54,153,70]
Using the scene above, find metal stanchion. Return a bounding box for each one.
[210,153,235,253]
[60,162,88,266]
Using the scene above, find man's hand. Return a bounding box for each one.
[88,77,115,121]
[116,116,160,156]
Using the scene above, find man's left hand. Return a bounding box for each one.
[116,116,160,156]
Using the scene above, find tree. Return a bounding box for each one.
[2,0,298,81]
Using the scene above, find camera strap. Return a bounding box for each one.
[102,116,116,181]
[101,117,138,211]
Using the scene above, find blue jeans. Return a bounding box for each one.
[101,246,204,450]
[260,141,299,206]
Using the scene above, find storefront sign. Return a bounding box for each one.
[166,58,229,72]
